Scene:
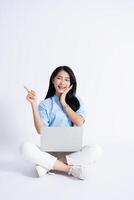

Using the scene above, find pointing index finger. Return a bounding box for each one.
[24,86,30,92]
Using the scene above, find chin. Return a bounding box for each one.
[58,91,64,94]
[57,89,65,94]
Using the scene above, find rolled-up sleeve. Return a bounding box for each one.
[38,101,49,126]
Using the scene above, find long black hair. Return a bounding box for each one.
[45,66,80,111]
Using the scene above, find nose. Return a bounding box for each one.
[60,79,66,85]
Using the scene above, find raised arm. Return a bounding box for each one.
[60,85,85,126]
[24,86,45,134]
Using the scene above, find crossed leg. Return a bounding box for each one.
[20,142,103,179]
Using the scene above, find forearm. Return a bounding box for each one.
[63,104,84,126]
[31,103,45,134]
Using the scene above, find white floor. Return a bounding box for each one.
[0,142,133,200]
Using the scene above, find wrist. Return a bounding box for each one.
[31,102,37,109]
[63,103,69,109]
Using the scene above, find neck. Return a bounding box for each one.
[55,92,61,98]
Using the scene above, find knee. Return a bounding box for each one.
[20,142,34,155]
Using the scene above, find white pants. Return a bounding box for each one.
[20,142,103,170]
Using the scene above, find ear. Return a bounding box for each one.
[52,78,54,84]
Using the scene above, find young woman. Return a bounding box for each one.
[21,66,102,180]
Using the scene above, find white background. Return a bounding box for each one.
[0,1,134,200]
[0,0,134,152]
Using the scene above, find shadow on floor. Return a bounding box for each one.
[0,156,38,178]
[0,156,79,180]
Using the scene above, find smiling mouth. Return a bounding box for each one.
[58,86,66,90]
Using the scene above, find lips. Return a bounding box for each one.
[58,86,66,90]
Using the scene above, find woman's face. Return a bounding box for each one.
[53,70,71,96]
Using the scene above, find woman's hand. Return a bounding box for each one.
[24,86,44,134]
[60,85,73,106]
[24,86,37,105]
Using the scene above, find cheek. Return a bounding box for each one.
[54,79,60,86]
[53,81,58,89]
[67,82,71,87]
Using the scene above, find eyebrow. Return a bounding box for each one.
[57,75,70,79]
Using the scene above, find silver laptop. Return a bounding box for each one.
[40,127,83,152]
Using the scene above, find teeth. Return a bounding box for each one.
[59,86,65,89]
